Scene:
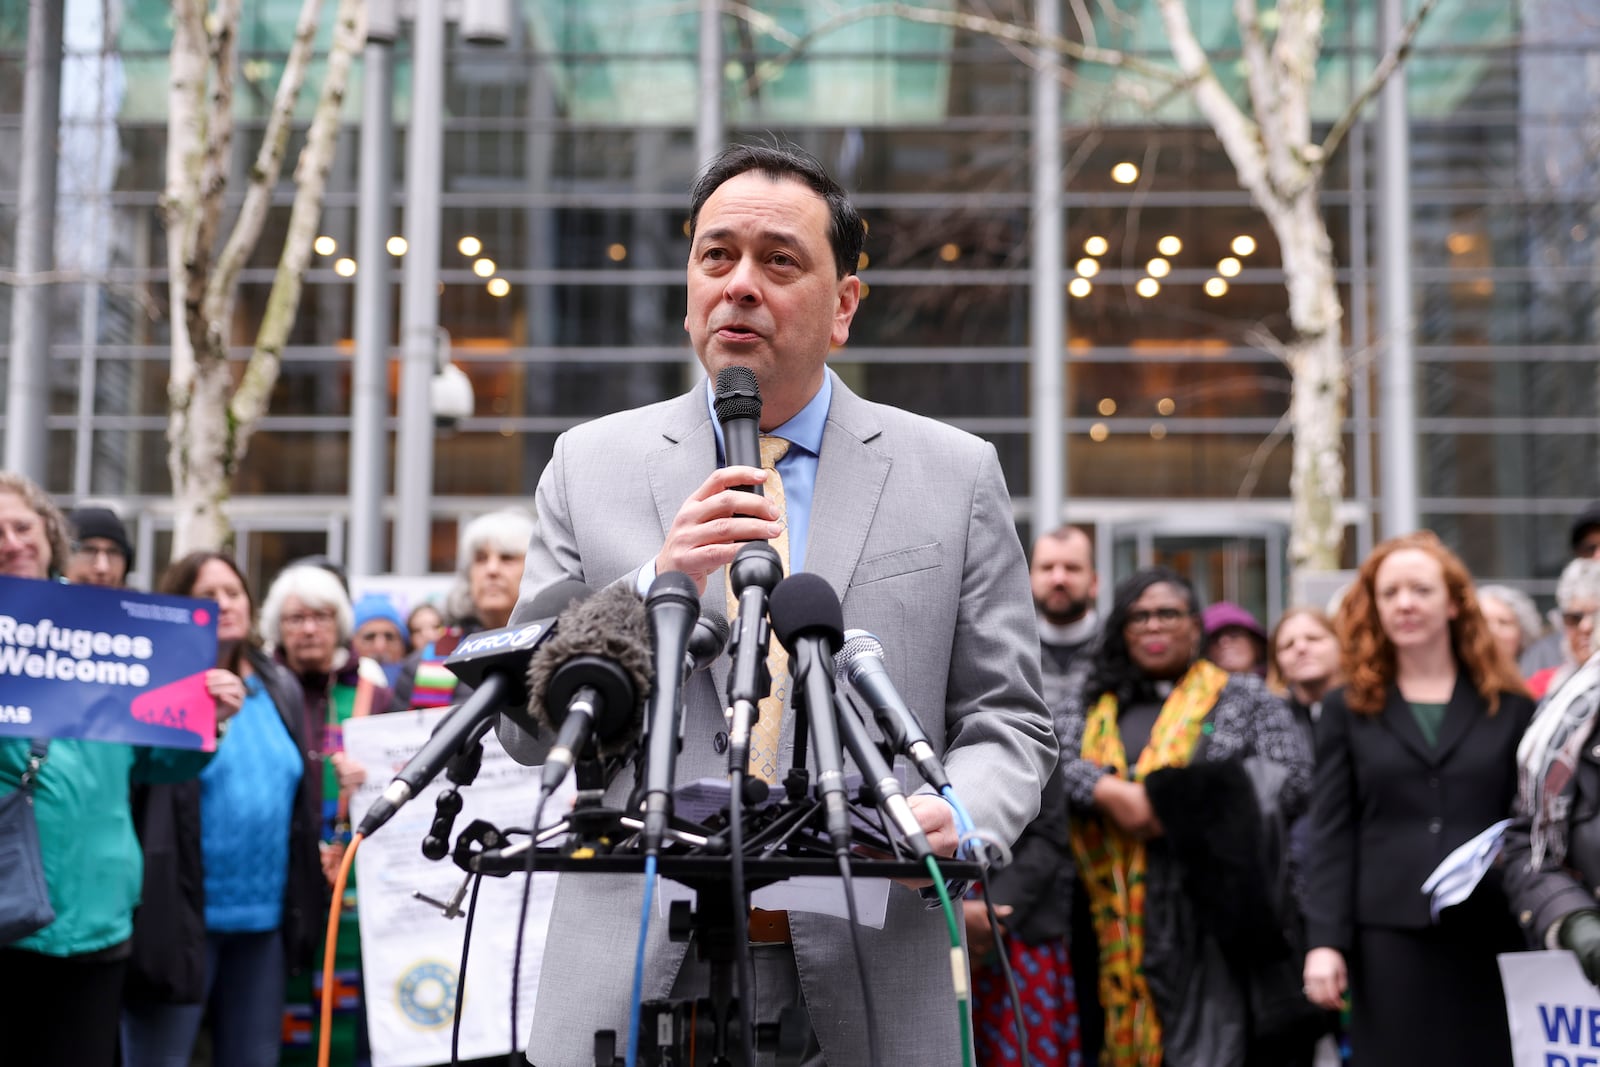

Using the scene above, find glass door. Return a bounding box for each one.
[1107,519,1287,627]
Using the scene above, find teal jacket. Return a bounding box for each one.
[0,737,211,957]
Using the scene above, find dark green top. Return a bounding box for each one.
[1410,701,1448,747]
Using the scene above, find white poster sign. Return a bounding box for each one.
[1501,950,1600,1067]
[345,709,570,1067]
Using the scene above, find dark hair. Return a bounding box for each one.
[688,142,865,279]
[1087,566,1202,706]
[159,551,258,671]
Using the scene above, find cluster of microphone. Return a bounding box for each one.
[357,365,952,869]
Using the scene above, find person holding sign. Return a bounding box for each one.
[0,473,239,1067]
[1303,531,1534,1064]
[121,551,323,1067]
[1503,608,1600,988]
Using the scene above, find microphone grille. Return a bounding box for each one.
[836,629,885,681]
[713,366,762,423]
[768,572,844,654]
[527,583,652,739]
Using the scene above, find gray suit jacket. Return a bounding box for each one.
[510,371,1056,1065]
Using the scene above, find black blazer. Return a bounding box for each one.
[1303,678,1535,952]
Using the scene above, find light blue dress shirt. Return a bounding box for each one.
[637,371,832,592]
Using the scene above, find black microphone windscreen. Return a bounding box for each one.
[527,583,653,741]
[768,572,844,654]
[713,366,761,423]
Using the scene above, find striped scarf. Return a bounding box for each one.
[1068,658,1229,1067]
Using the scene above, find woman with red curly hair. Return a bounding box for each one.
[1302,531,1533,1063]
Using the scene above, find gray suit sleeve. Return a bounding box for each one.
[937,442,1059,849]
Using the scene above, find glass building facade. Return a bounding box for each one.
[0,0,1596,621]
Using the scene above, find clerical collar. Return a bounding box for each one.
[1038,609,1099,646]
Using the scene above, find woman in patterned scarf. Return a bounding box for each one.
[1057,567,1312,1066]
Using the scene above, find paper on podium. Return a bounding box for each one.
[1421,817,1513,922]
[657,777,895,928]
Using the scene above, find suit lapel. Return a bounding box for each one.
[642,387,732,696]
[1431,675,1482,766]
[778,374,888,757]
[1380,686,1438,766]
[801,375,889,594]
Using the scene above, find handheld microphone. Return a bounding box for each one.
[714,365,763,492]
[687,609,729,675]
[834,688,933,859]
[725,541,785,777]
[527,584,653,795]
[836,629,952,793]
[769,573,852,853]
[355,580,591,838]
[640,571,701,855]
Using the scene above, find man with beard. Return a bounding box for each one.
[1032,525,1101,706]
[968,526,1099,1064]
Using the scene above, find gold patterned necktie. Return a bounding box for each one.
[730,434,791,782]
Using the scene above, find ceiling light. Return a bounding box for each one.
[1231,234,1257,256]
[1135,277,1160,298]
[314,235,337,256]
[1111,162,1139,184]
[1089,422,1110,442]
[473,258,496,278]
[487,277,510,297]
[1204,277,1230,297]
[1157,235,1182,256]
[333,257,356,277]
[386,236,407,256]
[1217,257,1242,278]
[1075,258,1100,278]
[1068,277,1093,298]
[1146,257,1171,279]
[458,235,483,257]
[1084,235,1109,257]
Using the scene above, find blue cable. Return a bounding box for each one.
[940,785,978,857]
[626,854,656,1067]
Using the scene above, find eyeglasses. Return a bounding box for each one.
[1562,611,1594,629]
[284,609,338,630]
[1125,607,1190,629]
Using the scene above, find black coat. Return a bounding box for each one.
[1303,679,1536,952]
[124,647,325,1004]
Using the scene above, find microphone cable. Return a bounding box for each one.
[834,852,883,1067]
[626,854,656,1067]
[317,832,363,1067]
[450,872,486,1066]
[510,785,554,1066]
[940,785,1029,1066]
[924,851,975,1067]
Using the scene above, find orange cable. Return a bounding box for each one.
[318,831,363,1067]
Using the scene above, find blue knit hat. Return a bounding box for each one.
[352,592,409,644]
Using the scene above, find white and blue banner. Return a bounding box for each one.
[1502,950,1600,1066]
[0,575,219,750]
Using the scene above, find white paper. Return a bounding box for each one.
[1500,950,1600,1067]
[345,709,571,1067]
[1421,817,1513,922]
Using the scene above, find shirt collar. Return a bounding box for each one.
[703,370,832,458]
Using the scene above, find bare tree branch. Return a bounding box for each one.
[1237,409,1293,501]
[1319,0,1440,163]
[203,0,324,337]
[230,0,363,443]
[723,0,1187,100]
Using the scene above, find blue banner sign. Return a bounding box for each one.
[0,575,220,750]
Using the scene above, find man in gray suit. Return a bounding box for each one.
[511,143,1057,1065]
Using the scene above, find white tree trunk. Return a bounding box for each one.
[166,0,361,556]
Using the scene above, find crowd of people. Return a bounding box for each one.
[0,469,531,1066]
[7,141,1600,1067]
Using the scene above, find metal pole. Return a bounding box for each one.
[348,4,396,579]
[1028,0,1064,537]
[5,0,64,479]
[695,0,724,170]
[1376,0,1419,537]
[394,0,445,574]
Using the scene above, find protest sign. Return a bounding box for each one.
[0,575,218,749]
[344,709,570,1067]
[1501,950,1600,1066]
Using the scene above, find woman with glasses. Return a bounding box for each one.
[122,552,322,1067]
[258,564,390,1066]
[0,474,230,1066]
[1057,567,1313,1067]
[1527,558,1600,700]
[1302,532,1534,1065]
